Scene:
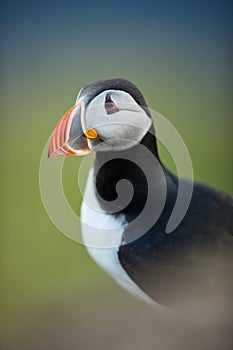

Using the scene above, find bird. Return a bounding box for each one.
[48,78,233,310]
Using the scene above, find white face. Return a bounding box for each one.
[81,90,152,152]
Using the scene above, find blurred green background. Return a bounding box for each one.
[1,1,233,349]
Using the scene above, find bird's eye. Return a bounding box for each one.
[105,93,118,114]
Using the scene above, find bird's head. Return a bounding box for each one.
[48,78,153,157]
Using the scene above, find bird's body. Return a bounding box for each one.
[49,78,233,308]
[81,137,233,307]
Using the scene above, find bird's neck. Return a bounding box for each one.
[93,131,163,219]
[140,127,159,159]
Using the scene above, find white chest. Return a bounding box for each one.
[80,168,161,309]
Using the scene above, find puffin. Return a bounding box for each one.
[48,78,233,309]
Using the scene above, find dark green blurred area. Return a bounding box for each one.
[1,1,233,349]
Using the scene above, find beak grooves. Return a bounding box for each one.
[48,105,78,157]
[48,100,90,158]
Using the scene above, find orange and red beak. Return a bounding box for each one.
[48,98,98,158]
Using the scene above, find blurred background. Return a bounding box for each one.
[1,0,233,349]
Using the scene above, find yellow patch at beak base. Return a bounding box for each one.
[85,128,98,139]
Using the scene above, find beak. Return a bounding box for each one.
[48,98,92,158]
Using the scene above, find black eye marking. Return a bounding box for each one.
[105,93,119,114]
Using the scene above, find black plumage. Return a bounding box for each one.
[90,78,233,306]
